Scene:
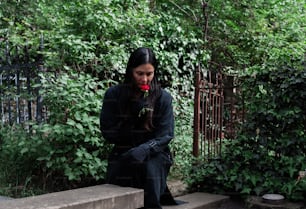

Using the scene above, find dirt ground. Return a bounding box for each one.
[218,198,247,209]
[218,197,306,209]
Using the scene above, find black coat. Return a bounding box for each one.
[100,85,176,209]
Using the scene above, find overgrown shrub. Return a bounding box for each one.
[0,70,195,197]
[0,72,114,195]
[0,0,201,193]
[33,72,113,186]
[0,124,44,197]
[188,62,306,201]
[169,98,194,180]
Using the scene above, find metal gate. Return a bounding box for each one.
[193,67,243,159]
[193,68,224,159]
[0,38,46,125]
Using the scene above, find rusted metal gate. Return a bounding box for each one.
[193,68,224,159]
[0,38,46,125]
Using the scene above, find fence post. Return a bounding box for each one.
[193,66,201,157]
[36,35,44,123]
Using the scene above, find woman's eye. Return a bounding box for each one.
[137,72,144,76]
[135,71,154,77]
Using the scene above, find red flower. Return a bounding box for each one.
[140,84,150,98]
[140,84,150,92]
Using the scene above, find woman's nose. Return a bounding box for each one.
[141,75,148,83]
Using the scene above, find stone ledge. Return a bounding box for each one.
[0,184,144,209]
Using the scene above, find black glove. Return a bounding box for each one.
[129,143,150,162]
[121,141,159,162]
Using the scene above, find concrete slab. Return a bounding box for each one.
[0,184,143,209]
[163,192,230,209]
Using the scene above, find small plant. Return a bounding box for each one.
[169,98,194,180]
[0,124,44,197]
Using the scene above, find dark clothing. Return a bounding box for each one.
[100,85,175,209]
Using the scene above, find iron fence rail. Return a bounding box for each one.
[193,68,223,159]
[193,67,243,159]
[0,38,46,125]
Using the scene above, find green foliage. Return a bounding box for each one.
[186,0,305,202]
[1,0,305,201]
[1,0,201,196]
[1,0,203,94]
[33,72,113,183]
[189,138,306,201]
[169,98,194,179]
[188,63,306,201]
[206,0,305,74]
[0,72,114,196]
[241,64,306,152]
[0,124,44,197]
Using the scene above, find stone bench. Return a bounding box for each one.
[0,184,144,209]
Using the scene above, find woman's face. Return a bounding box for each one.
[132,63,155,88]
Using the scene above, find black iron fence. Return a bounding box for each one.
[0,38,46,125]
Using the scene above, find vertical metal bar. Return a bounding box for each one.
[193,66,201,157]
[0,42,3,124]
[216,92,220,157]
[203,87,208,158]
[5,41,13,125]
[213,93,217,157]
[216,73,220,157]
[201,88,206,156]
[214,73,219,157]
[212,90,216,158]
[230,89,235,138]
[200,91,204,155]
[215,73,220,157]
[0,73,3,124]
[16,46,20,124]
[207,72,213,159]
[220,73,224,155]
[24,44,32,121]
[220,88,224,156]
[36,35,44,123]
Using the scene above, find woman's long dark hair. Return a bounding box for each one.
[120,47,162,131]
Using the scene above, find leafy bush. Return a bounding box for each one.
[0,72,114,195]
[188,62,306,201]
[186,0,305,202]
[169,97,194,180]
[0,0,202,195]
[34,72,113,185]
[1,0,305,201]
[0,124,44,197]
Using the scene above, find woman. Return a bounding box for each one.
[100,47,176,208]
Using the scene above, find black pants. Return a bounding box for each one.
[106,151,172,209]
